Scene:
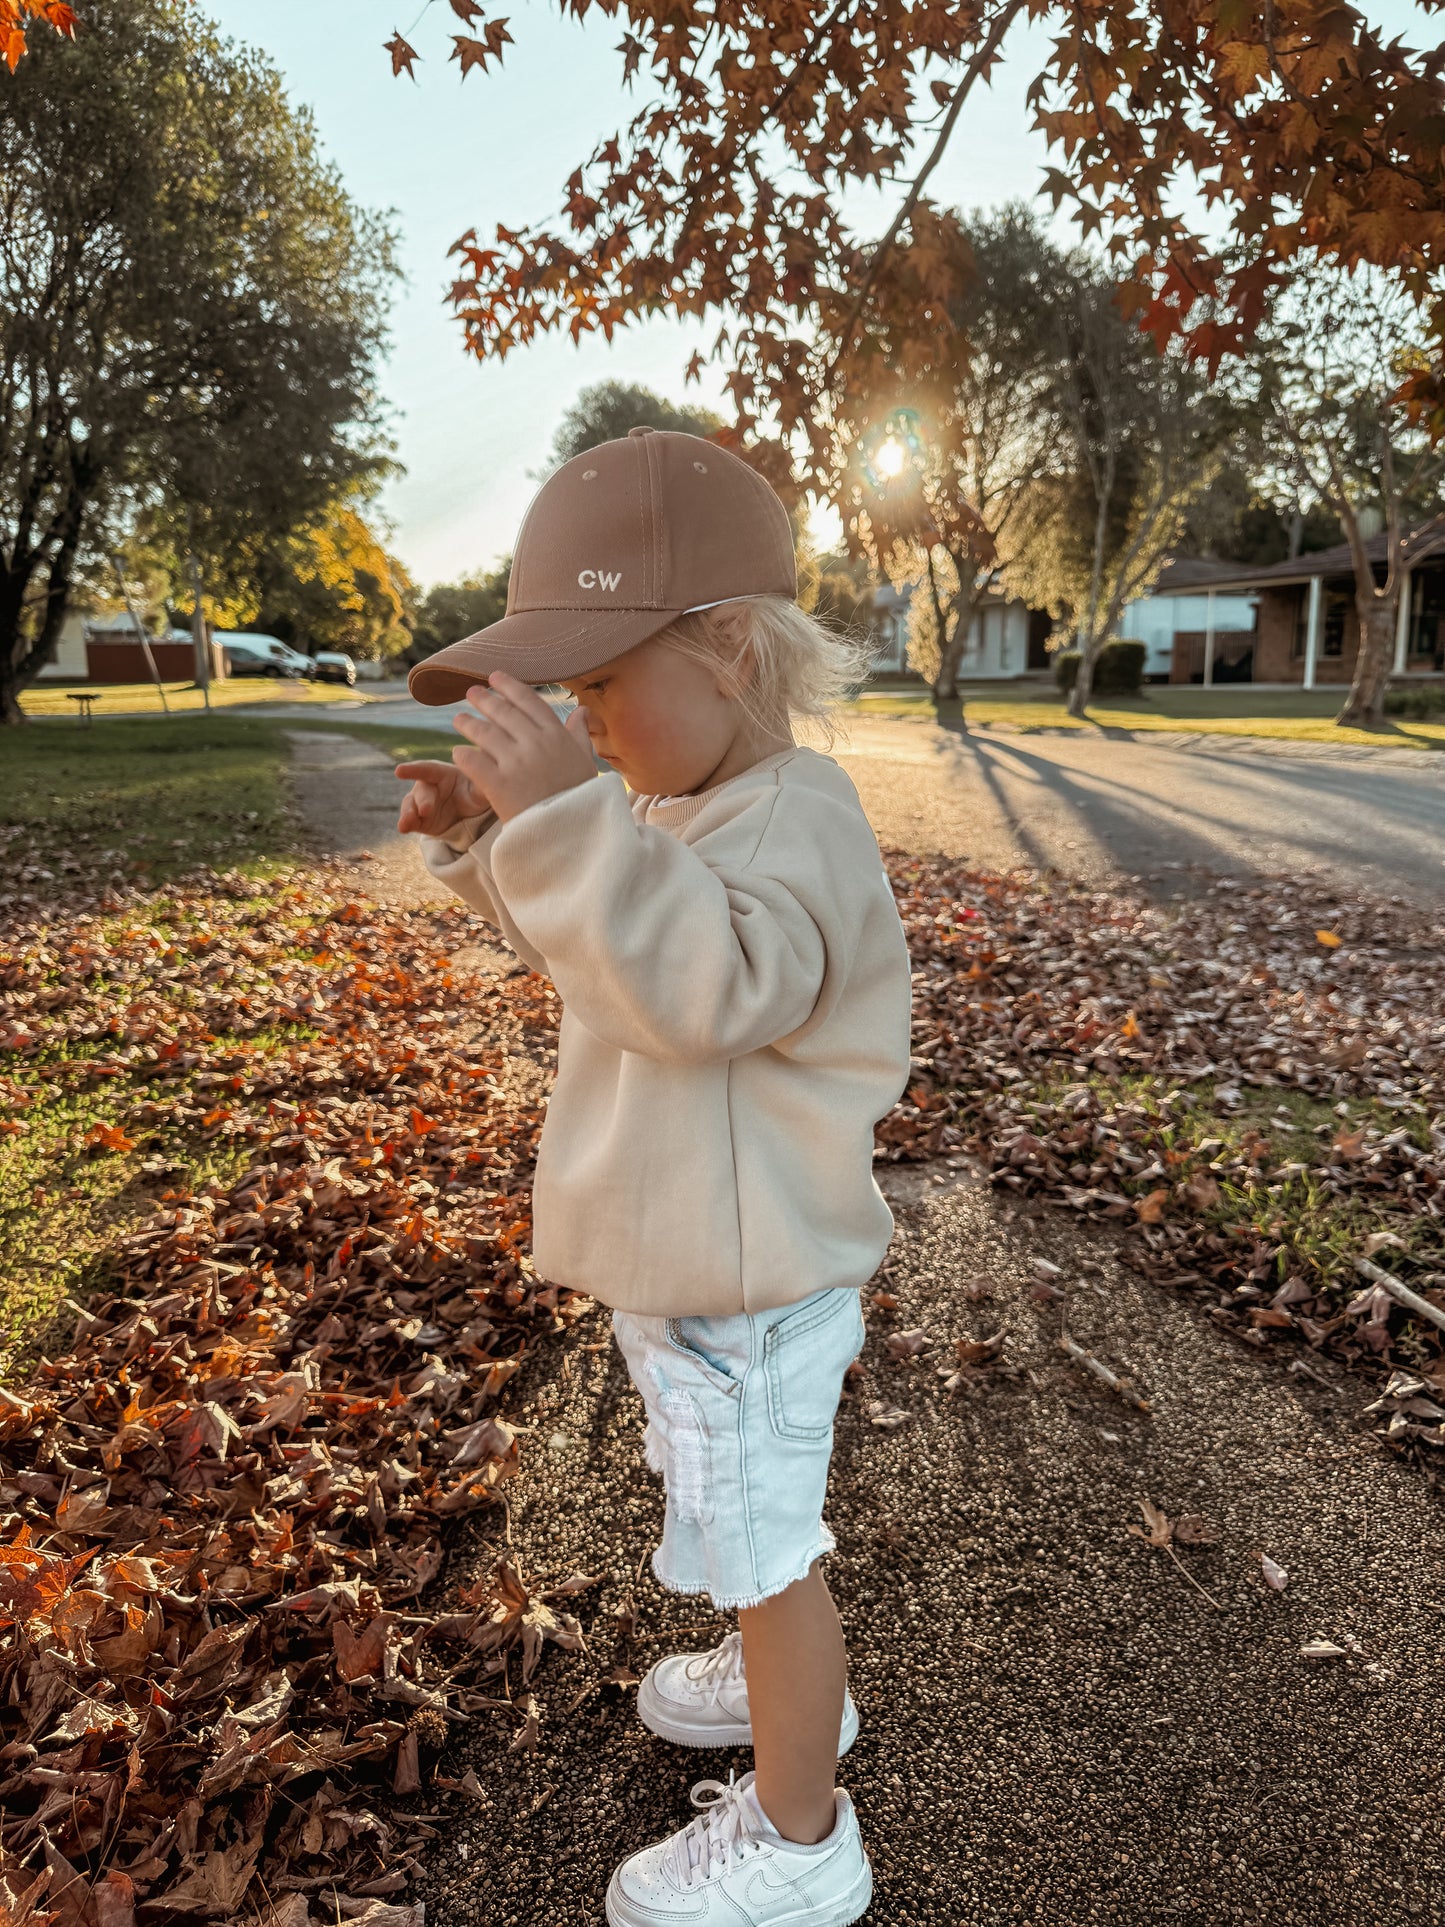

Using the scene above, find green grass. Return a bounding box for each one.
[19,677,371,718]
[0,1064,270,1376]
[0,715,302,880]
[847,681,1445,749]
[1012,1069,1439,1336]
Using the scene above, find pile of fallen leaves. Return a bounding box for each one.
[0,869,594,1925]
[882,855,1445,1460]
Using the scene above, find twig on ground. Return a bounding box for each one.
[1354,1257,1445,1335]
[1058,1331,1152,1411]
[1162,1542,1225,1613]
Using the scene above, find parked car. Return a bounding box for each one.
[312,651,357,686]
[218,632,313,680]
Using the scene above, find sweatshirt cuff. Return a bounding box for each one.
[436,809,497,856]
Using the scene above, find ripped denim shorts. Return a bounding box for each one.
[611,1286,866,1611]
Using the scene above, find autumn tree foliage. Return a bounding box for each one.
[416,0,1445,719]
[0,1,397,723]
[375,4,1445,481]
[0,0,73,71]
[21,7,1443,449]
[16,4,1445,715]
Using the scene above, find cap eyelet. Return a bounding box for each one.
[693,461,708,473]
[582,469,598,481]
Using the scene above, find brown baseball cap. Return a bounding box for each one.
[408,427,797,705]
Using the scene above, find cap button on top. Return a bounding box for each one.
[627,425,656,437]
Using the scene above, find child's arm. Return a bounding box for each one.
[489,776,865,1065]
[396,758,549,974]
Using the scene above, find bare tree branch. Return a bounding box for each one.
[829,0,1026,372]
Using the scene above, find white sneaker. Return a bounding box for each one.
[605,1770,873,1927]
[637,1632,860,1756]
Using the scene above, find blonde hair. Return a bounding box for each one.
[655,596,872,749]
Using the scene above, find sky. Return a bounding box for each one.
[203,2,1437,592]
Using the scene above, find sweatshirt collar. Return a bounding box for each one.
[640,748,799,828]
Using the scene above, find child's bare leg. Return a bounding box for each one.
[737,1559,845,1844]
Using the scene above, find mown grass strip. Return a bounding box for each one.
[19,678,370,718]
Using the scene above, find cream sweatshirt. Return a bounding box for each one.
[421,746,912,1318]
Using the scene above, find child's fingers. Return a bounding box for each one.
[460,683,534,746]
[397,778,438,834]
[394,760,454,781]
[564,704,594,747]
[483,672,565,734]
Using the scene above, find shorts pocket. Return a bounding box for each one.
[763,1289,865,1443]
[663,1318,741,1399]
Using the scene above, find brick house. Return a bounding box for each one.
[1129,531,1445,687]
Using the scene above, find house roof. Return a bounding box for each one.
[1166,526,1445,596]
[1152,555,1251,591]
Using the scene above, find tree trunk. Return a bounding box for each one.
[0,569,33,728]
[1067,637,1097,717]
[1337,593,1397,730]
[933,585,978,703]
[0,471,89,726]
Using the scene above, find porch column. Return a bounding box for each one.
[1202,588,1217,687]
[1394,569,1412,676]
[1303,574,1322,690]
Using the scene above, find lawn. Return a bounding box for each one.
[18,675,371,718]
[0,713,302,880]
[852,680,1445,749]
[0,717,314,1366]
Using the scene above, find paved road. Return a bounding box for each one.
[296,689,1445,904]
[835,716,1445,904]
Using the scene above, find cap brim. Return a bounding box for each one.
[407,605,684,706]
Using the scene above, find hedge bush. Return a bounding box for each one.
[1053,640,1147,698]
[1384,683,1445,719]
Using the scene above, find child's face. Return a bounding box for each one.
[560,636,746,796]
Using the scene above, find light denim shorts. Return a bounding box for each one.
[611,1286,866,1611]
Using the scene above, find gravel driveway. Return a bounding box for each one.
[414,1178,1445,1927]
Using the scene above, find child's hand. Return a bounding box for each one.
[450,672,597,823]
[394,758,488,838]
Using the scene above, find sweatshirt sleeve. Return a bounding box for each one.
[487,773,839,1065]
[419,812,550,975]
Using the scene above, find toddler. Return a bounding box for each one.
[397,427,911,1925]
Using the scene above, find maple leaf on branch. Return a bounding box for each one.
[385,30,419,80]
[383,3,1445,483]
[1,0,77,71]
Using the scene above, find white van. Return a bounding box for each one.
[217,632,313,680]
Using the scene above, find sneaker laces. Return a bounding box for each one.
[665,1772,760,1890]
[681,1630,747,1709]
